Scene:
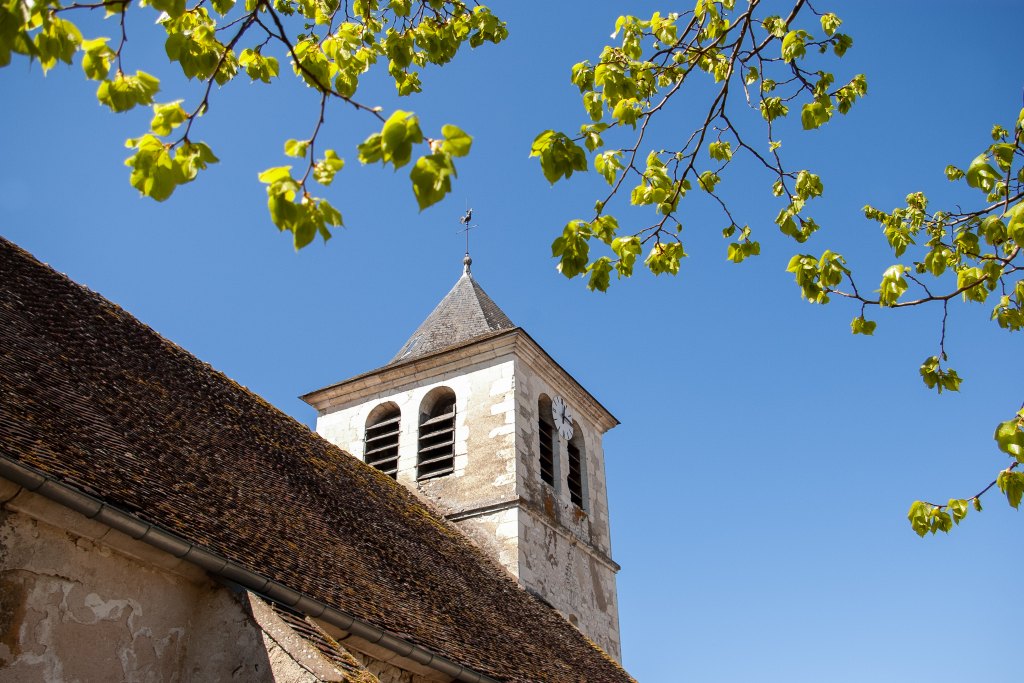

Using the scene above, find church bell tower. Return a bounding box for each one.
[301,257,622,660]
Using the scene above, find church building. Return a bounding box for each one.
[303,255,622,659]
[0,238,632,682]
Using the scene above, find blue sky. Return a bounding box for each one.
[2,2,1022,681]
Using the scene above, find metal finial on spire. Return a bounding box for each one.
[457,207,475,275]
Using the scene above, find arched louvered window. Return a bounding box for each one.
[418,388,456,480]
[538,395,556,488]
[567,427,586,509]
[364,403,401,479]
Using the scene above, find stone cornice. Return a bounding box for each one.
[301,329,618,433]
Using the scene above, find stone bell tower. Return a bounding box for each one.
[301,257,622,660]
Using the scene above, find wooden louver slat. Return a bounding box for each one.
[539,418,555,487]
[567,441,583,508]
[419,409,456,428]
[365,408,401,480]
[418,398,455,481]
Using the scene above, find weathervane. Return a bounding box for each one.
[457,207,475,274]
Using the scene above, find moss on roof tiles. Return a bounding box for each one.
[0,237,633,683]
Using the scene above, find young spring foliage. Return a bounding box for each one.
[534,2,865,292]
[0,0,507,248]
[537,1,1024,533]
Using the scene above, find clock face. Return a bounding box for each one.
[551,395,574,441]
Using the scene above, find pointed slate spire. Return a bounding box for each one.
[389,261,515,364]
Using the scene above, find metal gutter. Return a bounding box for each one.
[0,456,499,683]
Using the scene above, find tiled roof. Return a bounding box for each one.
[262,598,380,683]
[0,238,633,683]
[389,268,515,364]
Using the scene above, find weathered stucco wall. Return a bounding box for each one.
[0,505,273,681]
[0,478,391,683]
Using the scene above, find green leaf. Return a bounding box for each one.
[284,139,309,158]
[996,470,1024,508]
[261,165,342,249]
[708,141,732,161]
[948,499,969,525]
[611,98,643,128]
[944,165,965,181]
[81,37,115,81]
[800,100,832,130]
[150,101,187,136]
[124,135,216,202]
[760,97,789,122]
[143,0,186,19]
[820,13,841,37]
[552,220,591,278]
[877,265,908,306]
[907,501,933,537]
[697,171,720,193]
[97,71,161,113]
[313,150,344,186]
[380,109,422,169]
[919,356,961,393]
[994,419,1024,462]
[357,133,384,164]
[645,242,685,276]
[34,17,83,72]
[611,235,641,278]
[726,240,760,263]
[258,166,293,185]
[590,214,618,245]
[594,151,623,185]
[239,48,279,83]
[850,316,876,335]
[439,124,472,157]
[389,0,411,17]
[832,33,853,57]
[965,153,1000,192]
[586,257,612,292]
[530,130,588,184]
[780,30,808,63]
[409,152,455,211]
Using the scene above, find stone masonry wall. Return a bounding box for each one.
[513,358,621,661]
